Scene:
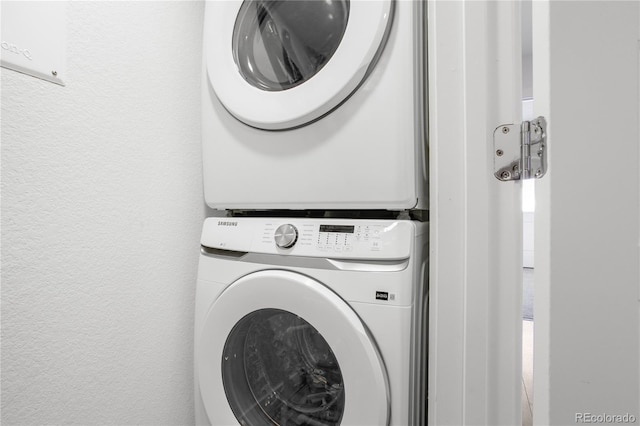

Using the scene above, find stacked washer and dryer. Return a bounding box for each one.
[195,1,429,425]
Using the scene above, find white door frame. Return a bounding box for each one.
[430,1,640,425]
[428,1,523,424]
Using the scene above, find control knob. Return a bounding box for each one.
[274,224,298,249]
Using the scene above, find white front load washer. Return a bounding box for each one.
[195,217,428,425]
[201,0,427,210]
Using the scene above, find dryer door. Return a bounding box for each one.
[197,270,390,425]
[204,0,393,130]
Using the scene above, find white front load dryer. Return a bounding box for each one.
[201,0,427,210]
[194,217,428,425]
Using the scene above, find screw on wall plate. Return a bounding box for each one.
[500,171,511,180]
[496,149,504,157]
[502,126,510,134]
[51,70,57,76]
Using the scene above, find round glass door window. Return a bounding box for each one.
[222,308,345,424]
[232,0,350,91]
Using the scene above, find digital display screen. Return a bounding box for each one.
[319,225,355,234]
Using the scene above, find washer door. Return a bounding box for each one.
[204,0,394,130]
[198,270,390,425]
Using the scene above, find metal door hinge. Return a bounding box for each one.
[493,116,547,181]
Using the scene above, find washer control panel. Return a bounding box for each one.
[305,223,385,253]
[202,218,415,260]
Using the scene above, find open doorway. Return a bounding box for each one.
[522,161,534,426]
[521,1,534,425]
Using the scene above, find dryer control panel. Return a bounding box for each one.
[201,217,420,260]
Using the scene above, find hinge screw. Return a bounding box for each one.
[502,126,510,134]
[535,170,542,177]
[513,165,519,172]
[496,149,504,157]
[500,171,511,180]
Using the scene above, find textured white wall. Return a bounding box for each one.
[1,2,204,424]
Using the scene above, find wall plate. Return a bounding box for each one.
[1,1,66,85]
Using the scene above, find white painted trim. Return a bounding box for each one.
[531,1,550,424]
[428,1,523,424]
